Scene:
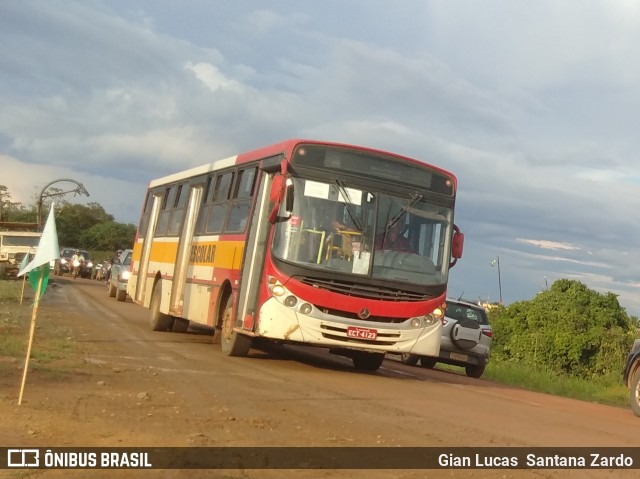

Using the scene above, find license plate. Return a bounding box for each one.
[347,326,378,340]
[449,352,468,362]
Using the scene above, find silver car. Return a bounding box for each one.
[108,249,133,302]
[401,299,492,378]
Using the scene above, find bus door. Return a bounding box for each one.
[135,194,162,305]
[169,185,203,317]
[236,158,281,332]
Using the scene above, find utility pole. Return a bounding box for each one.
[491,256,503,304]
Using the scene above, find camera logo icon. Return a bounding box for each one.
[7,449,40,468]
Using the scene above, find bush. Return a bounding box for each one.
[489,279,637,379]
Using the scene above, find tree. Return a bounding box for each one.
[489,279,637,378]
[0,185,33,223]
[82,221,136,251]
[55,202,114,246]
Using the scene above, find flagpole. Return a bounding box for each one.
[20,274,27,306]
[18,267,45,406]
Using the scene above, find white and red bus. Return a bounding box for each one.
[128,139,464,371]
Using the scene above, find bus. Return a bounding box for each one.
[128,139,464,371]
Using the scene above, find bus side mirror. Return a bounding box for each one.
[450,225,464,268]
[270,175,286,203]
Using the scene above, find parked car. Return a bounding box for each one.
[108,249,132,302]
[54,247,93,278]
[623,339,640,417]
[400,299,493,378]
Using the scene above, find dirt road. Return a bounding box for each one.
[0,277,637,479]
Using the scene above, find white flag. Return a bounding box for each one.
[18,203,60,276]
[17,249,30,277]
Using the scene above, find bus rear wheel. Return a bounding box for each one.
[220,293,252,357]
[149,281,174,332]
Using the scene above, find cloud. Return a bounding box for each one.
[515,239,580,251]
[2,1,640,314]
[184,62,243,93]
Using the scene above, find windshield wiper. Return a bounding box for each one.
[334,179,364,231]
[386,192,423,230]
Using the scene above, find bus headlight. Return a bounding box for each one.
[423,314,437,326]
[284,295,298,308]
[410,317,422,328]
[272,285,285,297]
[299,303,313,315]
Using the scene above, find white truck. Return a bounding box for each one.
[0,231,41,279]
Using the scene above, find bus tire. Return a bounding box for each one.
[352,352,385,371]
[149,281,174,332]
[400,353,419,366]
[116,288,126,302]
[220,293,252,357]
[172,317,189,333]
[419,357,437,369]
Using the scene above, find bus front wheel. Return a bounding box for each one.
[352,352,385,371]
[220,293,252,357]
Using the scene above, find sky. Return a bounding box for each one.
[2,1,640,315]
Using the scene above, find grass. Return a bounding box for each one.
[0,279,79,375]
[0,279,23,302]
[482,361,628,408]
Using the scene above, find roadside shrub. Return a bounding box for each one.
[489,279,637,379]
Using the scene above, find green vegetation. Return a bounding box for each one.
[482,361,628,408]
[481,279,638,408]
[0,280,21,302]
[0,280,79,376]
[488,279,637,379]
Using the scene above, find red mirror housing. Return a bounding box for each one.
[452,226,464,259]
[450,225,464,268]
[270,175,286,204]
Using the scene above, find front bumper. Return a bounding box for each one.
[256,297,441,356]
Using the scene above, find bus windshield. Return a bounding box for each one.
[271,177,452,286]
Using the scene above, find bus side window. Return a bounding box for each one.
[205,172,234,234]
[234,167,257,199]
[155,186,175,236]
[206,204,226,233]
[224,167,257,233]
[138,192,154,237]
[167,183,189,236]
[226,203,250,232]
[195,176,213,234]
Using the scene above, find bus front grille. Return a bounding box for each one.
[298,276,428,302]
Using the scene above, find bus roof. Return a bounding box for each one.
[147,139,457,188]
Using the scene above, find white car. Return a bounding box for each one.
[108,249,132,302]
[401,299,493,378]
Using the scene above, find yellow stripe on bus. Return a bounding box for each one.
[140,239,246,269]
